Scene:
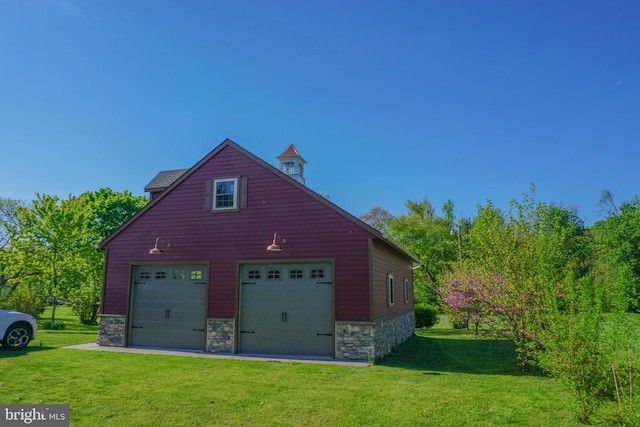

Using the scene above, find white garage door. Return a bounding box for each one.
[239,262,333,357]
[129,265,207,350]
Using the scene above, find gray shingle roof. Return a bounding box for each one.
[144,169,189,192]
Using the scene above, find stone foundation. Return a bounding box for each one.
[97,315,126,347]
[373,310,415,358]
[96,311,415,360]
[335,310,415,360]
[206,318,235,353]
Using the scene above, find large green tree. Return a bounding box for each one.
[2,194,88,319]
[384,198,458,305]
[593,195,640,312]
[1,189,146,322]
[66,188,147,323]
[0,198,25,249]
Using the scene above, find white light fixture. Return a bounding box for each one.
[267,233,286,251]
[149,238,171,254]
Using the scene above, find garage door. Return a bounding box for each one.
[129,265,207,350]
[239,262,333,357]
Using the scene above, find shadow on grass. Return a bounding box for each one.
[0,345,56,358]
[380,330,543,377]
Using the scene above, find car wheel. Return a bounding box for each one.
[2,323,32,350]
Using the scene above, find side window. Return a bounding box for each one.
[387,274,394,306]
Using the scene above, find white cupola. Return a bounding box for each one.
[276,144,306,185]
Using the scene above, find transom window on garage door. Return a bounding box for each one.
[267,269,281,280]
[137,268,204,282]
[289,269,303,279]
[243,266,329,282]
[190,269,204,280]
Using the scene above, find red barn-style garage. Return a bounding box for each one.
[98,139,417,360]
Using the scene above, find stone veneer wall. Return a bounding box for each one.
[97,312,415,359]
[335,310,415,360]
[97,315,126,347]
[373,309,415,358]
[206,318,235,353]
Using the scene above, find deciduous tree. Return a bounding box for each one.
[386,198,458,305]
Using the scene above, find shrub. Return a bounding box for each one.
[414,303,439,328]
[41,320,65,330]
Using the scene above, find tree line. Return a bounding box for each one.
[360,184,639,424]
[0,189,147,324]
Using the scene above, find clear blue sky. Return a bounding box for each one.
[1,1,638,225]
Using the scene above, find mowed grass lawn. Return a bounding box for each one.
[1,307,589,426]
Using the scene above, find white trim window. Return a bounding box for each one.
[213,178,238,210]
[387,274,395,306]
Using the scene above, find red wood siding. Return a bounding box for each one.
[370,239,414,321]
[102,144,375,322]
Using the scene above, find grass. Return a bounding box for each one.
[0,307,631,426]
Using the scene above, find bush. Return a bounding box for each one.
[450,312,470,330]
[415,304,439,328]
[41,320,65,330]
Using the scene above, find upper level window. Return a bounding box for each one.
[213,178,238,210]
[206,177,246,213]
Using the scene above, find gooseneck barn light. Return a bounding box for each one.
[149,238,171,255]
[266,233,286,252]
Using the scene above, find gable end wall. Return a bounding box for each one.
[101,144,375,323]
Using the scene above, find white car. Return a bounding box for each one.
[0,310,37,350]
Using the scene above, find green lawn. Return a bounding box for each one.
[0,308,628,426]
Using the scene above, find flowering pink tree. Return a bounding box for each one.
[438,271,489,336]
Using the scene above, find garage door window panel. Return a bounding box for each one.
[267,269,281,280]
[289,269,304,279]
